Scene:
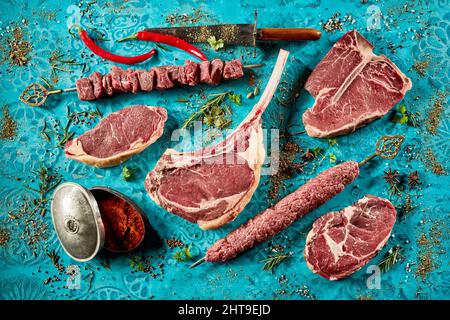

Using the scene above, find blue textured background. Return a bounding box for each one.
[0,0,449,300]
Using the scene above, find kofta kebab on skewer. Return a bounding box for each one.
[189,135,405,268]
[19,59,264,107]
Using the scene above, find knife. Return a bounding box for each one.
[144,11,321,56]
[144,24,322,46]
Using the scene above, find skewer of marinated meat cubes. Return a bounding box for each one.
[75,59,245,101]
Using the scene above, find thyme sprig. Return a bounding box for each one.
[261,252,292,272]
[182,91,241,129]
[378,245,403,273]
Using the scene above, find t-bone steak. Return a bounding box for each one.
[303,30,412,138]
[65,105,167,168]
[145,49,289,230]
[304,195,396,280]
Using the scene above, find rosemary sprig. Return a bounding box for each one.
[378,245,403,273]
[261,252,291,271]
[181,91,241,129]
[49,50,86,78]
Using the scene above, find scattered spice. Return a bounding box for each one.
[0,226,10,247]
[425,148,446,175]
[93,189,145,252]
[129,255,165,279]
[1,22,32,66]
[425,91,448,135]
[416,221,446,280]
[0,105,17,140]
[165,9,210,27]
[411,59,429,77]
[166,238,185,248]
[268,140,304,200]
[321,13,355,33]
[8,164,62,254]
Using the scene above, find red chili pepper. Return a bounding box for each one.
[74,26,156,65]
[118,31,208,61]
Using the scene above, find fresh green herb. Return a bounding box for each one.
[378,245,403,272]
[329,153,337,163]
[122,166,133,181]
[313,147,323,158]
[261,252,291,271]
[328,138,338,146]
[173,245,192,262]
[207,36,224,51]
[228,92,242,105]
[391,105,419,126]
[182,91,241,129]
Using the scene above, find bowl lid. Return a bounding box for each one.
[50,182,105,262]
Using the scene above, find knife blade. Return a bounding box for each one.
[144,24,321,46]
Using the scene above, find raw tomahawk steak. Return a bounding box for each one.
[145,49,289,230]
[65,105,167,168]
[304,195,396,280]
[303,30,412,138]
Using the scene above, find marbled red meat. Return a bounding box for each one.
[65,105,167,168]
[303,30,412,138]
[304,195,396,280]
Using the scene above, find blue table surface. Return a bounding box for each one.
[0,0,449,300]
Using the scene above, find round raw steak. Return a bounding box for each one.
[304,195,396,280]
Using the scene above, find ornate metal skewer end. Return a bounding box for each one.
[375,135,405,159]
[20,82,48,107]
[358,134,405,167]
[189,257,206,269]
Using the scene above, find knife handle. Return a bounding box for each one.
[257,28,321,41]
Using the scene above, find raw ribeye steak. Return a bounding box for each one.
[303,30,412,138]
[65,105,167,168]
[145,49,289,230]
[304,195,396,280]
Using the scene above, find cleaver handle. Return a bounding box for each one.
[257,28,321,41]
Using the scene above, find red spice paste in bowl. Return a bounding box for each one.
[91,189,145,252]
